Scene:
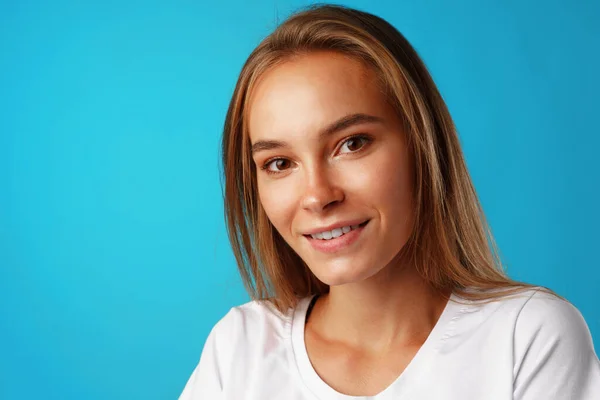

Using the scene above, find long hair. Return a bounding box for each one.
[222,4,538,312]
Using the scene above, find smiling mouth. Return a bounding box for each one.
[305,220,369,240]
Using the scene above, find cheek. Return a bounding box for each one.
[344,147,414,229]
[348,150,412,203]
[379,155,414,233]
[257,177,300,235]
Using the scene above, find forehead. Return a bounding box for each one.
[247,52,387,141]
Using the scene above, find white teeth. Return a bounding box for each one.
[310,224,360,240]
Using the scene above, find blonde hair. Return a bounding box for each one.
[222,4,540,312]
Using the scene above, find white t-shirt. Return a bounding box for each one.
[180,288,600,399]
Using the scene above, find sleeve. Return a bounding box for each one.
[179,311,235,400]
[513,290,600,400]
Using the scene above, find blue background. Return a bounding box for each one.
[1,0,598,398]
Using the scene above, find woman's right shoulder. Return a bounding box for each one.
[208,297,299,345]
[179,298,309,399]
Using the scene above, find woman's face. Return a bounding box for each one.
[248,51,415,286]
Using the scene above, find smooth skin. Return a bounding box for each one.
[248,51,450,396]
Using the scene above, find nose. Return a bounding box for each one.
[300,166,344,213]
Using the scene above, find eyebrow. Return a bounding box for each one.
[250,113,384,155]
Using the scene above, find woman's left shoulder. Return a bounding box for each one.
[473,286,589,334]
[464,286,595,348]
[512,287,592,341]
[508,288,600,398]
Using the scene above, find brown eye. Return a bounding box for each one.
[265,158,292,173]
[339,135,370,154]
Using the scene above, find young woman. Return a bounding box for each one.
[180,4,600,399]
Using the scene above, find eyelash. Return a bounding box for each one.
[260,134,373,175]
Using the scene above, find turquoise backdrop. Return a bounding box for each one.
[1,0,598,398]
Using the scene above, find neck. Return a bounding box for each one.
[308,261,451,352]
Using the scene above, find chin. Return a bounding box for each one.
[310,259,382,287]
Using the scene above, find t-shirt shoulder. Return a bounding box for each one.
[217,297,296,338]
[511,288,600,399]
[178,298,302,400]
[455,286,565,319]
[509,287,595,353]
[514,288,590,336]
[443,287,600,399]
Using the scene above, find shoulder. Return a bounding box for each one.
[511,288,598,368]
[461,287,583,326]
[183,298,300,394]
[209,297,298,348]
[452,287,595,354]
[455,287,600,398]
[512,288,592,345]
[471,287,592,343]
[181,299,293,399]
[506,289,600,398]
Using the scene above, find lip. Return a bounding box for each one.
[304,220,370,254]
[302,219,370,236]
